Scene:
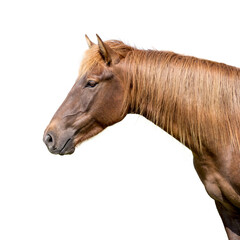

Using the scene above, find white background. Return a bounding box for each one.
[0,0,239,239]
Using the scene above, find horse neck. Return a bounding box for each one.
[124,49,240,153]
[124,50,187,142]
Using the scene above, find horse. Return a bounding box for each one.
[43,34,240,239]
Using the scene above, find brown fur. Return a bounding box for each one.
[44,36,240,239]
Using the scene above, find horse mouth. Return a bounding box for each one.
[59,138,75,155]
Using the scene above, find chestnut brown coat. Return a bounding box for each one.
[44,35,240,239]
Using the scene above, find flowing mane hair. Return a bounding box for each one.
[79,40,240,152]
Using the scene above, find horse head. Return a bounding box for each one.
[43,35,132,155]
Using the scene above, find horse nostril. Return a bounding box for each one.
[44,133,55,149]
[45,134,53,143]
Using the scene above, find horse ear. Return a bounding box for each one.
[96,34,120,65]
[85,34,95,48]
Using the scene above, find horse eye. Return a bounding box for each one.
[85,80,98,88]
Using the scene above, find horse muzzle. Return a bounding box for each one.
[43,132,75,155]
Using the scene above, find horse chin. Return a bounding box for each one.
[57,137,75,155]
[59,146,75,155]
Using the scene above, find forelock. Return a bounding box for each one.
[79,45,103,77]
[79,40,133,77]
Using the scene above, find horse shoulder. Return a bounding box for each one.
[193,149,240,210]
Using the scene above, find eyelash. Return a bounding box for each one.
[85,80,98,88]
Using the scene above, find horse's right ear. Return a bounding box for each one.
[85,34,95,48]
[96,34,120,65]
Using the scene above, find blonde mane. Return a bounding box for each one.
[80,41,240,152]
[79,40,133,77]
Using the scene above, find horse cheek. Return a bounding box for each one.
[94,86,124,126]
[105,87,125,125]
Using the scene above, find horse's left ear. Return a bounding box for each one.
[96,34,120,65]
[85,34,95,48]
